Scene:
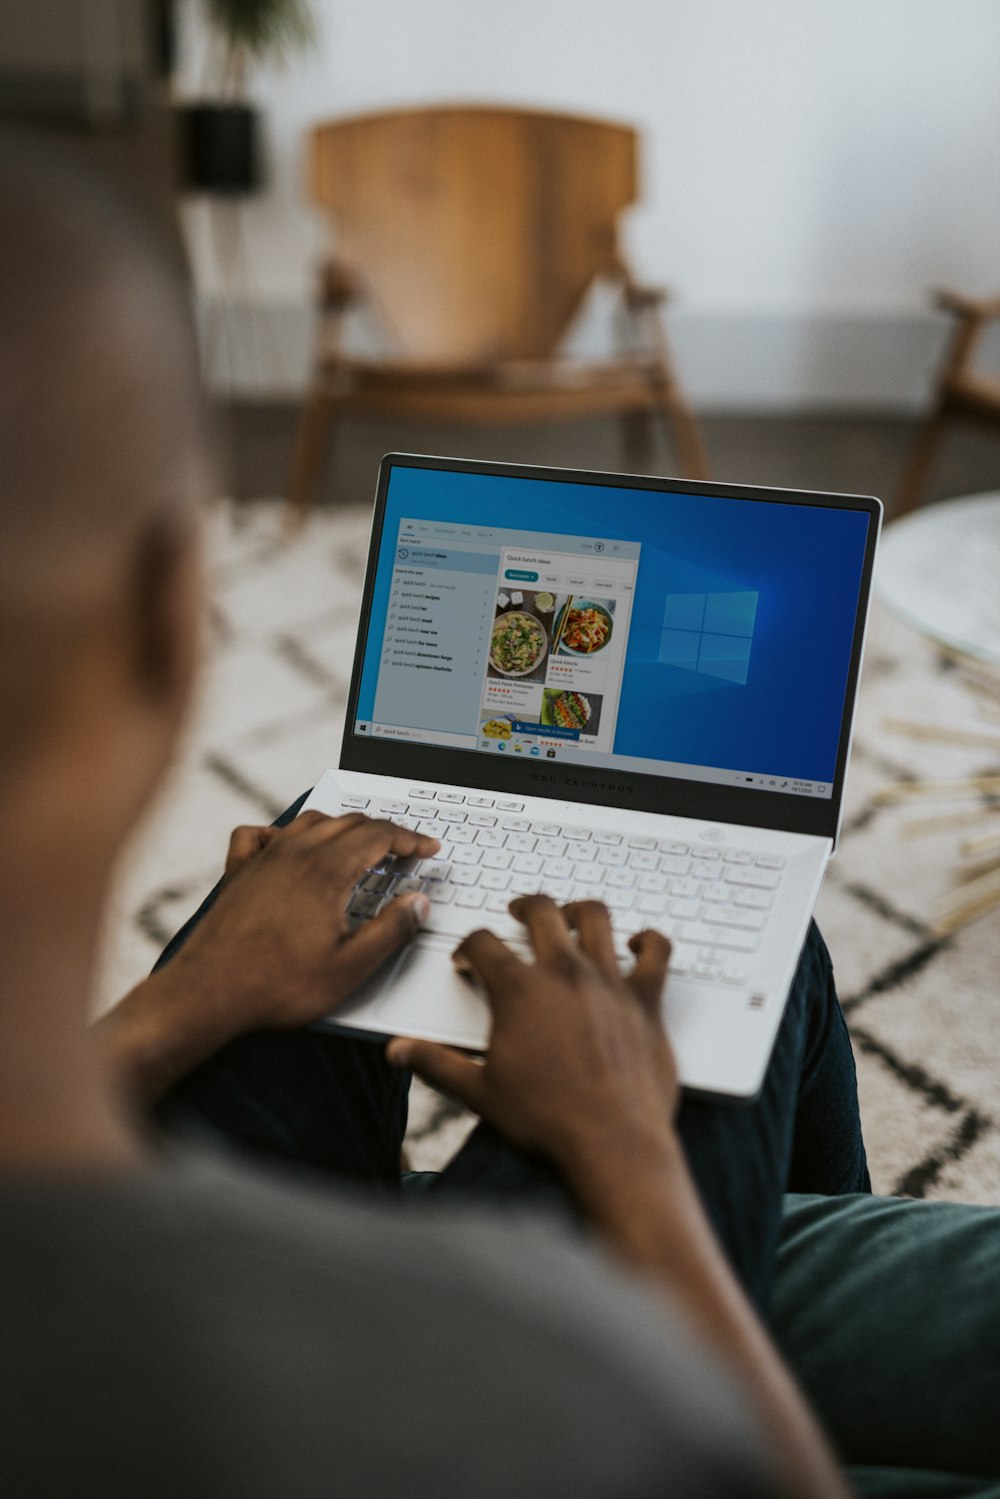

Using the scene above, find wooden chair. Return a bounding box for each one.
[894,290,1000,517]
[287,105,710,519]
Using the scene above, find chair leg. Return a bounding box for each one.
[286,385,337,527]
[620,409,654,473]
[651,375,711,481]
[893,406,949,519]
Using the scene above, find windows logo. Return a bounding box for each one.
[659,591,759,685]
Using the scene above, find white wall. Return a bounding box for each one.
[177,0,1000,407]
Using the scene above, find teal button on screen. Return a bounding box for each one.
[504,568,539,582]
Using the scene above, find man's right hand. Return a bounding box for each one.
[387,895,680,1187]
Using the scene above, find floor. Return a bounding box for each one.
[213,403,1000,519]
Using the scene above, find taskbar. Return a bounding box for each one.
[353,720,834,800]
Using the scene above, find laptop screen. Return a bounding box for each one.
[351,461,875,805]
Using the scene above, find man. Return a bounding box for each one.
[1,134,995,1499]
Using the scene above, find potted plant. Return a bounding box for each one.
[177,0,315,194]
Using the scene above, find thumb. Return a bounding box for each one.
[334,891,431,993]
[387,1037,488,1115]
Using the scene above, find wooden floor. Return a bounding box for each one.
[212,403,1000,521]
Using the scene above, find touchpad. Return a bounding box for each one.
[372,941,491,1051]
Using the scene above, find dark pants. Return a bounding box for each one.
[155,792,870,1313]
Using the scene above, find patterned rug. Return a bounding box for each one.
[96,500,1000,1204]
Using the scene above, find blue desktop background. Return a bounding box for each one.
[357,466,872,782]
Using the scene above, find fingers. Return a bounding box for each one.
[627,928,672,1013]
[333,890,431,994]
[507,894,577,966]
[562,900,618,977]
[224,824,276,879]
[293,812,440,890]
[452,928,525,1008]
[386,1037,488,1115]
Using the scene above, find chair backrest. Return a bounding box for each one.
[308,105,638,363]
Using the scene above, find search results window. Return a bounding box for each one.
[365,520,639,764]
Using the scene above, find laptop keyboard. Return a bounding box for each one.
[337,787,785,986]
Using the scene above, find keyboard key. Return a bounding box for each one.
[485,893,509,913]
[576,866,604,886]
[450,846,482,866]
[637,872,668,894]
[543,858,574,879]
[512,854,543,874]
[510,872,543,894]
[604,889,634,911]
[454,888,485,908]
[496,799,524,812]
[506,832,536,852]
[659,855,691,877]
[467,795,495,807]
[572,843,597,863]
[628,851,658,871]
[670,877,700,899]
[501,817,531,833]
[375,799,408,815]
[480,869,511,891]
[756,855,786,869]
[722,963,751,984]
[693,860,724,881]
[532,821,563,837]
[564,827,592,842]
[340,795,370,809]
[417,821,448,840]
[659,840,689,855]
[545,879,572,900]
[447,826,477,844]
[481,849,513,870]
[349,892,384,918]
[627,835,658,850]
[593,831,623,846]
[394,877,425,895]
[475,829,506,848]
[428,883,454,904]
[449,867,480,887]
[681,922,759,952]
[693,961,723,980]
[723,849,752,864]
[437,792,465,804]
[359,872,393,894]
[436,808,468,824]
[668,945,695,975]
[701,884,731,904]
[409,788,434,800]
[597,847,627,867]
[534,837,567,858]
[725,867,780,890]
[606,870,635,889]
[637,894,667,915]
[703,907,765,930]
[467,812,498,828]
[669,898,700,920]
[418,860,451,881]
[695,846,721,861]
[735,889,774,910]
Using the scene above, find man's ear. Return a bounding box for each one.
[130,515,202,711]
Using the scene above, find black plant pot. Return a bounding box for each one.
[176,102,262,195]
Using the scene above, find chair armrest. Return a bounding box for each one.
[319,260,363,309]
[934,288,1000,322]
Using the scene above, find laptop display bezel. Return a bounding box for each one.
[339,453,882,842]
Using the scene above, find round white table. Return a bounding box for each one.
[876,490,1000,666]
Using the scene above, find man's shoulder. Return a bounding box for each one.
[0,1154,774,1499]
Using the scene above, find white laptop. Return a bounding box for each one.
[302,454,881,1101]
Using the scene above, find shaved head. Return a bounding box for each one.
[0,130,211,773]
[0,130,207,600]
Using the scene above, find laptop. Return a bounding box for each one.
[302,453,881,1101]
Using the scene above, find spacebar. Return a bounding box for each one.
[424,901,522,942]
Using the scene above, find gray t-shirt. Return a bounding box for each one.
[1,1152,779,1498]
